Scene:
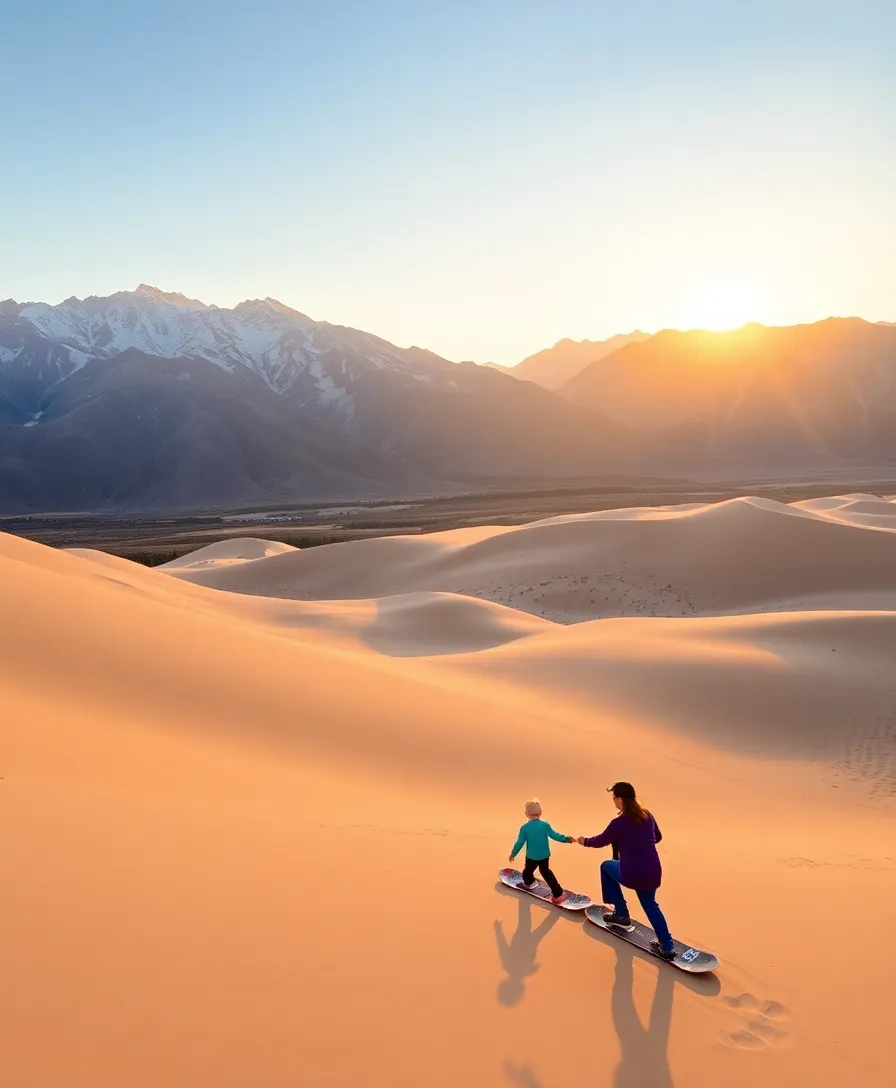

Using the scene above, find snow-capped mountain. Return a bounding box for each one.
[0,286,633,512]
[2,284,469,416]
[7,286,891,515]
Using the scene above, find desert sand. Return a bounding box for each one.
[3,495,895,1087]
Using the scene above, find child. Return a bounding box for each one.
[509,798,574,904]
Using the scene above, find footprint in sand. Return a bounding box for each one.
[719,993,790,1049]
[726,1029,765,1050]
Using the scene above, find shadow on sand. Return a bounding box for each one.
[583,923,721,1087]
[493,882,579,1006]
[494,884,721,1087]
[503,1060,544,1087]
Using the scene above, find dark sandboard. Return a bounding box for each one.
[498,867,592,910]
[584,905,719,972]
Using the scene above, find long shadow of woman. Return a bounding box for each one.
[494,896,561,1007]
[610,944,674,1088]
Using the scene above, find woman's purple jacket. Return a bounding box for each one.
[581,812,663,890]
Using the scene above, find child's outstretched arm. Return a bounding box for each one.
[546,824,574,844]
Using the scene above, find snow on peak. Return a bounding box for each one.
[233,297,314,323]
[10,286,449,402]
[133,284,210,308]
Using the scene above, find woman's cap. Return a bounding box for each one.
[607,781,635,800]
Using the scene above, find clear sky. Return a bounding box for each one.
[3,1,893,363]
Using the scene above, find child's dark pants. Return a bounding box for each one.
[522,857,563,898]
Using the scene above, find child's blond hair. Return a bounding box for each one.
[524,798,542,818]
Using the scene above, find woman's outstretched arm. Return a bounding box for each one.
[578,821,616,848]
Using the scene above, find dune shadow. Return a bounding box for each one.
[493,885,580,1006]
[360,596,542,658]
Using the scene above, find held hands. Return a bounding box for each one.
[576,836,586,845]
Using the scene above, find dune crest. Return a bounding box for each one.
[167,495,896,620]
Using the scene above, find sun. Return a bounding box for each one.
[682,285,755,332]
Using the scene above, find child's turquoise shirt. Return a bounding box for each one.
[510,818,570,861]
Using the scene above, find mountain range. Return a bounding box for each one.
[563,319,896,467]
[1,286,894,513]
[485,331,649,390]
[0,286,633,512]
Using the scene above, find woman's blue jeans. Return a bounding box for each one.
[600,858,674,953]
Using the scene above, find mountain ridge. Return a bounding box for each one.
[486,330,649,390]
[560,317,896,469]
[3,288,896,514]
[0,286,638,512]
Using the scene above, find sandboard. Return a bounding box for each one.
[498,867,592,910]
[584,905,719,973]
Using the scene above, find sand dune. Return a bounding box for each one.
[69,544,550,656]
[160,536,299,567]
[794,492,896,529]
[4,497,896,1088]
[445,610,896,792]
[168,495,896,619]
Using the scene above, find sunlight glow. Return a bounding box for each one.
[681,285,757,332]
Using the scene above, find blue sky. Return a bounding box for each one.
[3,1,893,362]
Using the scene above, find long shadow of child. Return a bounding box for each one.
[494,896,561,1006]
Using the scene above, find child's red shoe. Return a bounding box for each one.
[550,893,567,905]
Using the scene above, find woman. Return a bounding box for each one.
[577,781,676,960]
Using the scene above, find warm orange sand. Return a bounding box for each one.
[3,495,895,1087]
